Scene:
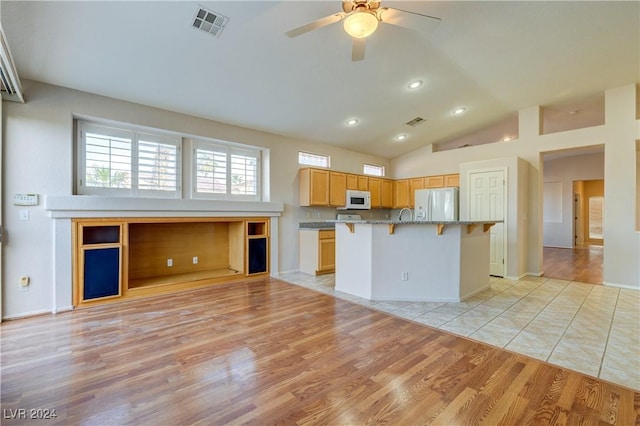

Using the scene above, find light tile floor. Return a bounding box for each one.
[275,272,640,391]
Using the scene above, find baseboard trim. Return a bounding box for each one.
[2,309,51,321]
[603,281,640,291]
[273,269,299,276]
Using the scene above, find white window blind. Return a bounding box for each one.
[78,122,181,197]
[137,133,179,193]
[195,147,227,194]
[194,141,260,200]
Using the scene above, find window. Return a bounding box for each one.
[299,151,330,168]
[193,140,260,200]
[78,122,181,197]
[363,164,385,177]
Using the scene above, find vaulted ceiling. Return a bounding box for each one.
[2,1,638,159]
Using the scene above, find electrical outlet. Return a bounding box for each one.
[401,272,409,281]
[20,275,30,291]
[167,258,173,267]
[193,256,198,264]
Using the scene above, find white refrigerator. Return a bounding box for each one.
[414,188,459,221]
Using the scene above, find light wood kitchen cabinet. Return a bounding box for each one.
[299,168,330,206]
[369,177,381,208]
[394,179,410,208]
[424,175,444,188]
[370,178,394,208]
[444,173,460,187]
[299,229,335,275]
[409,178,425,207]
[346,174,358,190]
[299,167,459,208]
[381,179,394,208]
[357,175,369,190]
[329,172,347,207]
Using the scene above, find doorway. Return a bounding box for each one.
[573,179,604,246]
[542,148,604,284]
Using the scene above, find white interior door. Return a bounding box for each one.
[468,169,506,277]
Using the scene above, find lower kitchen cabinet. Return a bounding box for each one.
[299,229,335,275]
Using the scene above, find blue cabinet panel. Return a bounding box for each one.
[248,238,267,274]
[84,247,120,300]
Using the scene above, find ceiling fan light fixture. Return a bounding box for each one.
[343,10,379,39]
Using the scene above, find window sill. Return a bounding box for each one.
[44,195,284,219]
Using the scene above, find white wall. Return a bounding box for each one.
[392,84,639,289]
[2,80,390,319]
[543,152,604,248]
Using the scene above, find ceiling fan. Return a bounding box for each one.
[285,0,441,61]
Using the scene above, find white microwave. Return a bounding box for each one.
[344,190,371,210]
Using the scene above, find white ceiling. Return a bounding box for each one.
[2,1,638,159]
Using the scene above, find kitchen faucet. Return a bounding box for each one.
[398,207,413,221]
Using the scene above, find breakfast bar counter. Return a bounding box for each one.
[329,220,496,302]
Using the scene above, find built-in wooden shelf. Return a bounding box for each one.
[73,217,269,307]
[127,268,243,290]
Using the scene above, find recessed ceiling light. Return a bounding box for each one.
[502,136,512,142]
[408,80,423,89]
[453,107,467,115]
[394,134,408,141]
[345,118,359,126]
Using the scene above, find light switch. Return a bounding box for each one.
[19,210,30,221]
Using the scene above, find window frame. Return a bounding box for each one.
[77,121,182,198]
[298,151,330,168]
[192,139,261,201]
[363,163,385,177]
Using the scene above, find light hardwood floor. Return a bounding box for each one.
[1,278,638,425]
[543,245,603,284]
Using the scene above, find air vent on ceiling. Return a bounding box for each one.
[405,116,426,127]
[192,6,229,38]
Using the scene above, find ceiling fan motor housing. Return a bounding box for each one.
[343,0,381,14]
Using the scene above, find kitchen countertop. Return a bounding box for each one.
[299,222,336,230]
[327,219,500,225]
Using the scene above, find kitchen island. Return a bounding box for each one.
[330,220,497,302]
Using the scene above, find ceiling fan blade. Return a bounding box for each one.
[285,13,345,38]
[352,37,365,61]
[378,7,441,33]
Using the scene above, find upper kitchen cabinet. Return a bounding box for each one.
[381,179,394,208]
[370,178,394,209]
[394,179,410,208]
[329,172,347,207]
[369,178,381,208]
[444,174,460,187]
[357,175,369,191]
[424,175,444,188]
[299,168,330,206]
[409,178,425,207]
[346,174,359,190]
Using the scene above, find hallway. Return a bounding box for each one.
[542,245,603,284]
